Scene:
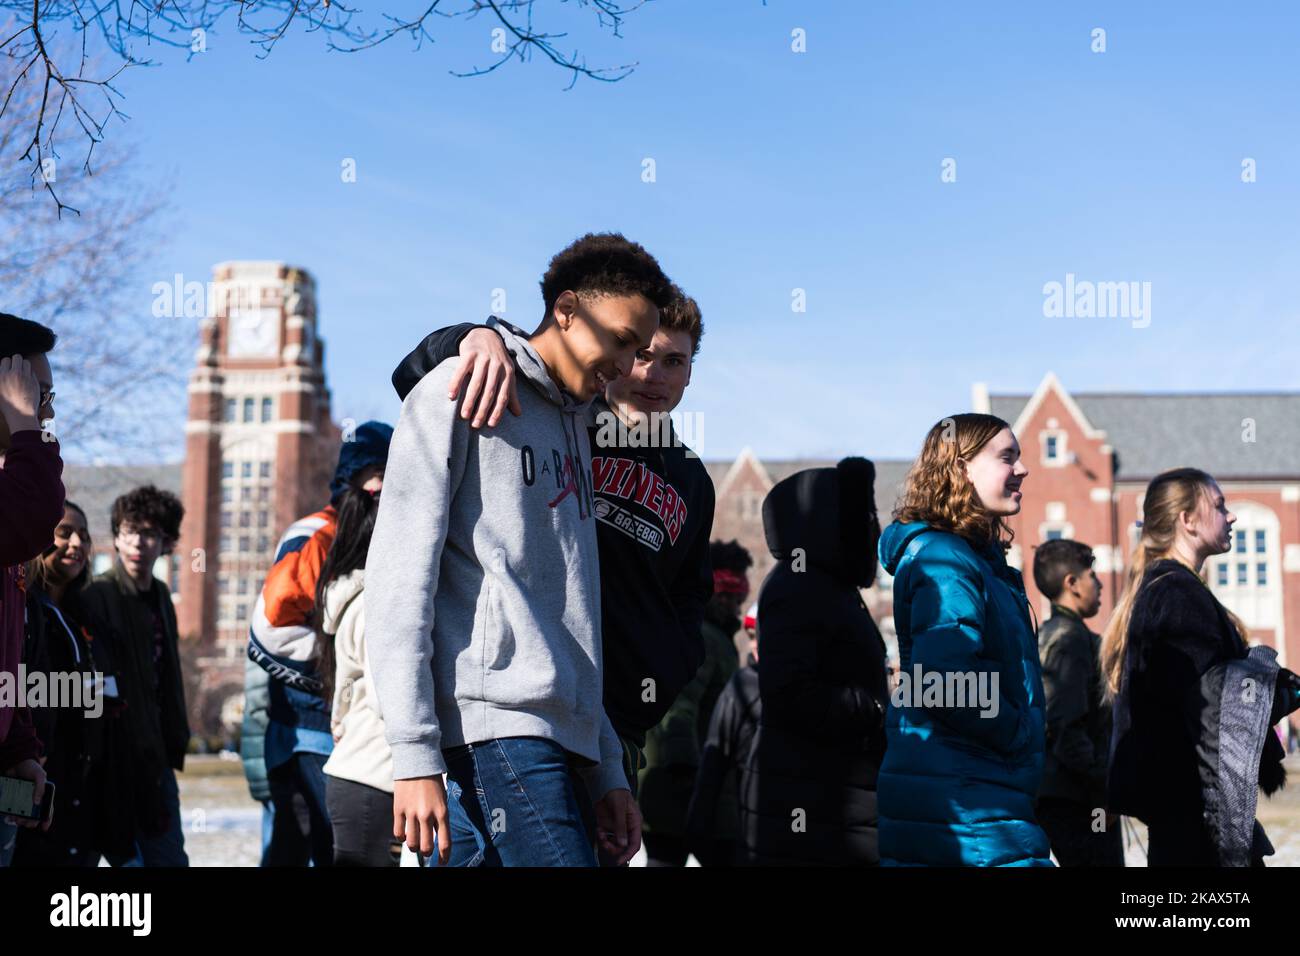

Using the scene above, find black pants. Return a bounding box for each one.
[267,753,333,867]
[325,775,399,867]
[1036,798,1125,867]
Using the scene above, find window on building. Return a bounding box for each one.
[239,512,251,528]
[258,534,270,552]
[224,399,236,422]
[218,577,230,595]
[242,462,253,479]
[261,397,273,423]
[237,578,249,595]
[1216,564,1228,587]
[258,511,269,528]
[1045,435,1059,460]
[222,461,233,479]
[260,462,272,480]
[1209,503,1281,633]
[1044,528,1063,541]
[236,603,247,622]
[220,534,232,554]
[220,511,232,529]
[259,487,270,502]
[243,397,255,422]
[239,535,251,553]
[221,487,232,504]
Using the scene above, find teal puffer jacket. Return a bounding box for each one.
[876,521,1051,866]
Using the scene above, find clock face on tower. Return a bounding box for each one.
[227,307,280,358]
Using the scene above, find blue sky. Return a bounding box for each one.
[82,0,1300,463]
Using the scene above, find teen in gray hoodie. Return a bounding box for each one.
[365,233,674,866]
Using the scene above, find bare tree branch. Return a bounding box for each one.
[1,48,185,462]
[2,0,650,213]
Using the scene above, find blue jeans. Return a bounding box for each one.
[108,767,189,867]
[432,737,597,867]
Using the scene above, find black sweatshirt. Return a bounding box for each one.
[392,322,716,743]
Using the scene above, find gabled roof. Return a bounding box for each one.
[989,384,1300,480]
[1004,371,1106,441]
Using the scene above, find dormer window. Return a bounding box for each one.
[1041,427,1068,467]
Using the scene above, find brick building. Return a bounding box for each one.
[982,372,1300,670]
[173,261,342,731]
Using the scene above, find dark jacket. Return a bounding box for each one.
[0,430,64,769]
[79,563,191,836]
[13,587,134,864]
[739,458,889,866]
[1109,559,1296,864]
[393,322,716,742]
[639,607,739,837]
[686,663,761,848]
[1037,605,1110,806]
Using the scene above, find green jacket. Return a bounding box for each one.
[639,613,740,837]
[80,564,191,776]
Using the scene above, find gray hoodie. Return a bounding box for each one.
[364,317,627,799]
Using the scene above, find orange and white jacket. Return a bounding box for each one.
[247,506,337,691]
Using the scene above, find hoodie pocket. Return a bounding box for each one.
[479,548,581,715]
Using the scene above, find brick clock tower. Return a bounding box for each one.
[178,261,341,732]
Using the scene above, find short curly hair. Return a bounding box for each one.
[660,286,704,358]
[539,233,675,315]
[111,484,185,546]
[710,539,753,574]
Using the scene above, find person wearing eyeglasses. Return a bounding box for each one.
[79,485,191,866]
[0,314,66,868]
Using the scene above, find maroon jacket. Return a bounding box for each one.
[0,429,64,769]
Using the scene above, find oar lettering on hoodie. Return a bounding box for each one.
[523,445,595,514]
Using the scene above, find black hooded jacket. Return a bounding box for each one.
[738,458,889,866]
[392,322,715,743]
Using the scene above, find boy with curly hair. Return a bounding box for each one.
[367,232,674,866]
[80,484,191,866]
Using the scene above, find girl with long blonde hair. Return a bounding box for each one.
[1104,467,1300,866]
